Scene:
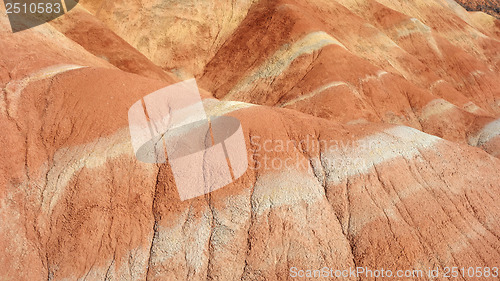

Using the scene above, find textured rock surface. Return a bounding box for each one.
[0,0,500,280]
[455,0,500,18]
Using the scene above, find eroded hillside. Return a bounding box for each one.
[0,0,499,280]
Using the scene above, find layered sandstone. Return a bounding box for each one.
[0,0,499,280]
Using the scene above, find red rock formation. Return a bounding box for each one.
[1,0,500,280]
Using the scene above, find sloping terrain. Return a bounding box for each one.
[0,0,500,280]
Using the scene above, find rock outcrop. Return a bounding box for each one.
[455,0,500,19]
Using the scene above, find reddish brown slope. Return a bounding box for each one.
[197,0,500,156]
[2,67,500,279]
[0,0,500,280]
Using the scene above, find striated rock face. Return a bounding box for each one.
[76,0,258,78]
[0,0,500,280]
[49,7,178,83]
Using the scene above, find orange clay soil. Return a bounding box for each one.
[1,0,500,280]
